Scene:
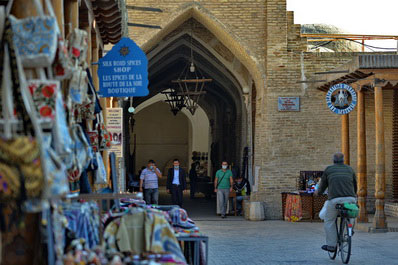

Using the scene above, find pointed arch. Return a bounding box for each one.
[140,3,264,94]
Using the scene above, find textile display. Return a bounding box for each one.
[63,202,100,249]
[9,0,58,68]
[284,194,303,222]
[102,207,186,264]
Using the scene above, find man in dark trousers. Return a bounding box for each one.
[167,159,187,207]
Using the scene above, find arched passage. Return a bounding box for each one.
[133,93,210,175]
[125,10,258,182]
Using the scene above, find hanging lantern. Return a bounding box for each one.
[171,21,212,115]
[161,88,185,116]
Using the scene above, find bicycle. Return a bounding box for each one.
[327,203,354,264]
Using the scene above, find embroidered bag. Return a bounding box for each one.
[67,28,88,65]
[27,77,60,122]
[69,66,87,104]
[0,20,45,202]
[97,113,111,150]
[80,81,96,120]
[94,152,107,184]
[53,35,74,80]
[42,135,69,196]
[52,91,73,163]
[9,0,58,67]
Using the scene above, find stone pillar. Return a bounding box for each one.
[357,88,368,222]
[372,85,387,231]
[341,114,350,164]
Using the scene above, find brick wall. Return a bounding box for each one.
[126,0,395,219]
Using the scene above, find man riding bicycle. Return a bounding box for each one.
[315,152,357,252]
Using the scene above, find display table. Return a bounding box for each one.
[281,192,327,222]
[177,235,209,265]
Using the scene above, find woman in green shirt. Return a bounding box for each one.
[214,161,233,218]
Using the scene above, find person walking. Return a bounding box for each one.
[189,162,198,199]
[167,159,187,207]
[139,160,162,205]
[214,161,233,218]
[315,152,357,252]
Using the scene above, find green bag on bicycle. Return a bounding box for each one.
[343,203,359,218]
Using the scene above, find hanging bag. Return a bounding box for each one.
[97,113,111,150]
[0,19,45,203]
[52,90,73,162]
[27,69,60,122]
[94,152,107,184]
[42,135,69,196]
[8,0,58,67]
[67,28,88,66]
[80,80,97,120]
[53,35,74,80]
[69,66,87,104]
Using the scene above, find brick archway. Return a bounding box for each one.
[139,3,264,96]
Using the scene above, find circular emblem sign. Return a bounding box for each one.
[326,83,357,115]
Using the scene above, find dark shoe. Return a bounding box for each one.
[221,215,226,219]
[321,245,336,252]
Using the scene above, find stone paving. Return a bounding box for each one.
[196,218,398,265]
[158,190,398,265]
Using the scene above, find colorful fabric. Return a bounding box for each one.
[63,202,100,248]
[28,80,59,121]
[215,169,232,189]
[168,207,196,229]
[149,212,186,264]
[9,14,57,67]
[284,194,303,222]
[116,209,150,253]
[103,218,121,255]
[140,168,161,189]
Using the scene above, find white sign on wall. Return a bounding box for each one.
[106,108,123,157]
[278,97,300,111]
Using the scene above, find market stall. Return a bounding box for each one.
[0,0,207,264]
[282,171,328,222]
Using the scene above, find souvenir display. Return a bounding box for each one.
[9,0,58,67]
[0,2,209,265]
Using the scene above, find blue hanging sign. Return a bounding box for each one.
[98,37,149,97]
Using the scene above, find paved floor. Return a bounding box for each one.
[159,189,398,265]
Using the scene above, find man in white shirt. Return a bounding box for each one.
[139,160,162,204]
[167,159,187,207]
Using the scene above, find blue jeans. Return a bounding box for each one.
[236,196,244,212]
[144,188,159,205]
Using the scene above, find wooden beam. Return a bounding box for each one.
[357,87,368,223]
[372,85,388,231]
[341,114,350,165]
[176,91,207,96]
[64,0,79,36]
[301,33,398,40]
[84,25,92,69]
[11,0,39,17]
[52,0,64,38]
[172,79,213,83]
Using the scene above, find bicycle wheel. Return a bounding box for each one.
[340,218,352,264]
[328,218,338,260]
